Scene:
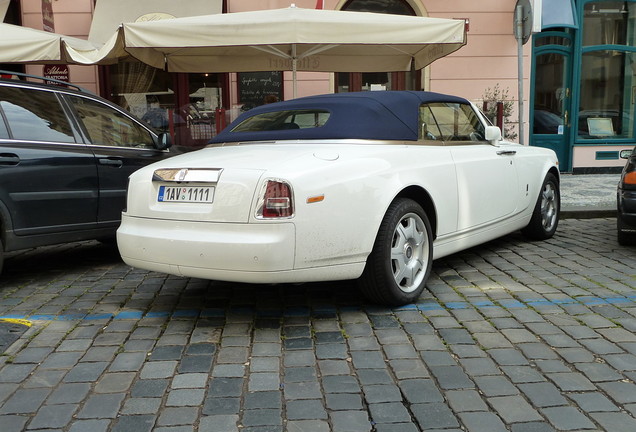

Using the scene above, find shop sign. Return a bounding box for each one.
[136,12,176,22]
[43,65,70,86]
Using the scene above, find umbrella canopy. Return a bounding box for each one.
[119,7,466,94]
[0,23,112,65]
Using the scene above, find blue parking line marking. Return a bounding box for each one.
[85,313,116,321]
[2,292,636,323]
[498,300,525,308]
[172,310,200,318]
[115,311,144,319]
[417,302,444,311]
[526,299,550,306]
[606,297,631,304]
[551,298,577,305]
[145,311,171,318]
[56,313,87,321]
[473,301,496,308]
[28,315,57,321]
[579,297,608,306]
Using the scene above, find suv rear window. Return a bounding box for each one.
[231,109,330,132]
[0,87,75,143]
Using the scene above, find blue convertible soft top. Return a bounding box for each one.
[210,91,470,143]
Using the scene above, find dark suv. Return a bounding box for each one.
[0,72,179,274]
[618,146,636,245]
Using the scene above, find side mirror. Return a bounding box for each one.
[620,149,633,159]
[485,125,502,144]
[156,133,172,150]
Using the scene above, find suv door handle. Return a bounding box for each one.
[99,158,123,167]
[0,153,20,165]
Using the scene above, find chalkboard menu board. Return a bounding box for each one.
[238,71,283,110]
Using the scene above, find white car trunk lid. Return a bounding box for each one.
[125,143,317,223]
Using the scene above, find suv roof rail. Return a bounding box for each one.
[0,69,91,93]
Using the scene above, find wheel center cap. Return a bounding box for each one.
[405,244,413,260]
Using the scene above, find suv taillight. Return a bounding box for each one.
[258,180,294,218]
[624,166,636,186]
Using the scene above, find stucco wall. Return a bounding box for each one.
[21,0,98,93]
[425,0,532,143]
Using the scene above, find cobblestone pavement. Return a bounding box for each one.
[1,218,635,432]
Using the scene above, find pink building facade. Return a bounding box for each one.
[3,0,634,172]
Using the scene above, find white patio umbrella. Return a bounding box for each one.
[118,6,467,97]
[0,23,120,65]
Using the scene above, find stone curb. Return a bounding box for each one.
[561,207,616,220]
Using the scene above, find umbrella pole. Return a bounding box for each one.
[410,58,416,90]
[292,44,297,99]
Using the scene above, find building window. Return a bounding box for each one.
[579,50,635,138]
[582,1,634,46]
[578,1,636,139]
[341,0,414,15]
[337,0,416,92]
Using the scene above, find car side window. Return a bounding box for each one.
[0,87,75,142]
[68,95,155,149]
[419,102,486,143]
[419,105,443,140]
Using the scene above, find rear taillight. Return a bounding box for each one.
[257,180,294,219]
[624,169,636,186]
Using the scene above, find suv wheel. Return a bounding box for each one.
[0,238,4,275]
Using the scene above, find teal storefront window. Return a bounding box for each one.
[582,1,634,46]
[577,1,636,140]
[579,50,635,139]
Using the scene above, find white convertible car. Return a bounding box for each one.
[117,91,560,306]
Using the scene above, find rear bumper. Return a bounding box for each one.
[117,214,296,272]
[117,214,365,283]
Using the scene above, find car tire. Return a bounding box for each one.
[0,238,4,276]
[97,236,117,246]
[617,217,636,246]
[359,198,432,306]
[522,172,560,240]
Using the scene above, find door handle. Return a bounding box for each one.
[0,153,20,165]
[496,150,517,156]
[99,158,123,168]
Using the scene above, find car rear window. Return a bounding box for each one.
[0,87,75,143]
[231,109,330,132]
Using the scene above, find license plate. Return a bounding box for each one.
[158,186,214,203]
